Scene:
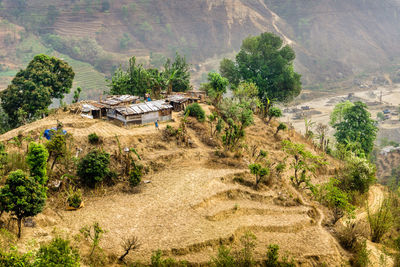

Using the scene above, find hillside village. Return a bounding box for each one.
[1,4,400,267]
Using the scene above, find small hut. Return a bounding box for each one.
[167,95,190,112]
[107,100,173,125]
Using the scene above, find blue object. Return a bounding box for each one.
[147,97,151,102]
[155,121,159,128]
[383,109,390,114]
[43,128,67,140]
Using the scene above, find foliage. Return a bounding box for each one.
[219,99,254,150]
[249,163,270,186]
[150,250,188,267]
[0,142,8,170]
[314,178,355,223]
[0,247,33,267]
[26,142,48,185]
[220,32,301,102]
[202,72,229,105]
[185,103,205,122]
[233,82,260,111]
[67,187,82,209]
[80,222,105,257]
[352,240,370,267]
[333,101,378,156]
[267,107,283,123]
[129,164,143,187]
[265,244,295,267]
[275,123,287,135]
[0,170,46,238]
[329,101,354,126]
[77,150,110,188]
[367,198,393,243]
[377,112,385,121]
[163,52,191,92]
[0,54,74,128]
[72,87,82,104]
[236,231,256,266]
[210,246,236,267]
[88,133,100,144]
[45,130,67,171]
[281,140,323,188]
[340,155,376,194]
[34,237,80,267]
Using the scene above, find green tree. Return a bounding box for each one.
[282,140,322,188]
[77,150,110,188]
[163,52,191,92]
[333,101,378,157]
[330,101,354,126]
[267,107,282,123]
[45,131,67,171]
[72,87,81,104]
[233,82,260,111]
[26,142,49,185]
[34,237,80,267]
[315,178,355,223]
[0,54,74,128]
[341,155,376,194]
[275,123,287,135]
[0,170,46,238]
[220,32,301,102]
[203,72,228,105]
[249,163,270,186]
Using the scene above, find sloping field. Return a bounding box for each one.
[1,107,347,265]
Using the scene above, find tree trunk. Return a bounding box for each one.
[118,250,129,263]
[17,217,22,238]
[51,157,58,170]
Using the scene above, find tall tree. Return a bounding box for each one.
[26,142,49,185]
[0,54,74,128]
[333,101,378,157]
[163,52,191,92]
[0,170,47,238]
[219,32,301,102]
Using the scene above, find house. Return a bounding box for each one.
[186,90,206,102]
[100,95,139,108]
[81,104,101,119]
[107,100,173,125]
[167,95,190,112]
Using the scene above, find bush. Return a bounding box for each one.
[129,165,143,187]
[210,246,236,267]
[367,198,393,243]
[351,240,370,267]
[341,156,376,194]
[34,237,80,267]
[150,250,188,266]
[67,187,82,209]
[26,142,49,185]
[0,248,33,266]
[77,150,110,188]
[185,103,205,122]
[265,244,295,267]
[88,133,100,144]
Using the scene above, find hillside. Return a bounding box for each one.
[1,0,400,96]
[0,104,350,266]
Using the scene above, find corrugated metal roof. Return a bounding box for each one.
[115,100,172,115]
[168,95,189,103]
[82,104,100,112]
[101,95,139,106]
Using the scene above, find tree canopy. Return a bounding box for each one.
[0,170,47,238]
[333,101,377,157]
[220,32,301,102]
[0,54,74,128]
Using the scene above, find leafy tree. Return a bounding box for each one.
[275,123,287,135]
[219,99,254,150]
[315,178,355,223]
[72,87,81,104]
[185,103,205,122]
[163,52,191,92]
[282,140,322,188]
[267,107,282,123]
[0,170,46,238]
[249,163,270,186]
[207,112,218,137]
[202,72,229,105]
[220,32,301,102]
[333,101,378,156]
[0,54,74,128]
[233,82,260,111]
[77,150,110,187]
[80,222,105,258]
[341,155,376,194]
[329,101,354,126]
[34,237,80,267]
[26,142,49,185]
[45,131,67,171]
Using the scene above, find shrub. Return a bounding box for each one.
[236,231,256,266]
[26,142,49,185]
[67,187,82,209]
[351,240,370,267]
[367,198,393,243]
[77,150,110,188]
[275,123,287,135]
[150,250,188,266]
[0,248,33,266]
[210,246,236,267]
[265,244,295,267]
[185,103,205,122]
[341,155,376,194]
[129,165,143,187]
[88,133,100,144]
[267,107,282,123]
[34,237,80,267]
[249,163,270,186]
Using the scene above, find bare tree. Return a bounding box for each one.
[316,123,329,151]
[119,235,140,263]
